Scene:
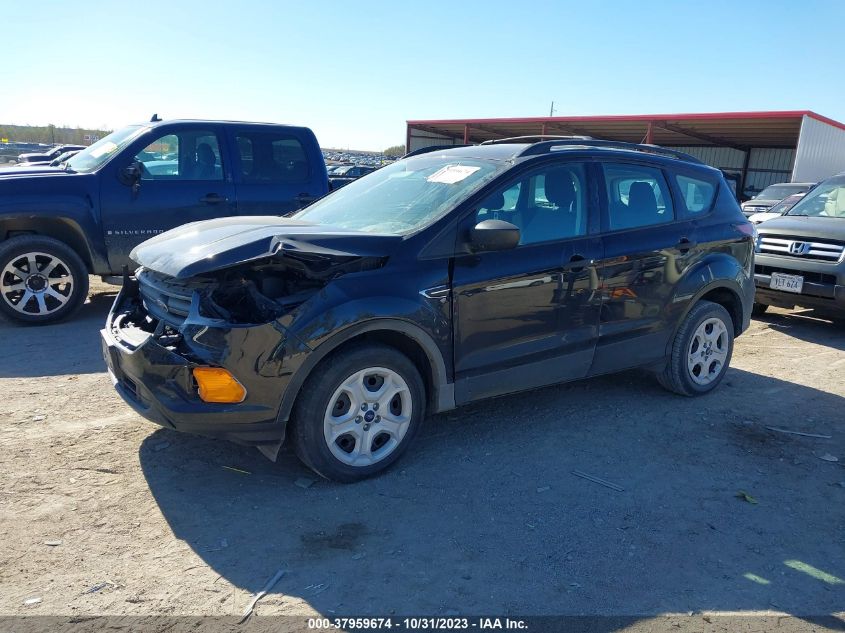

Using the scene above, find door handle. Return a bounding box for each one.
[676,237,697,253]
[200,193,227,204]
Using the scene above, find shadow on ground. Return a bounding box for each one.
[0,289,115,377]
[758,308,845,351]
[139,364,845,624]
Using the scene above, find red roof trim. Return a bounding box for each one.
[408,110,844,128]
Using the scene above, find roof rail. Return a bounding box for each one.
[480,135,592,145]
[518,139,704,164]
[403,144,470,158]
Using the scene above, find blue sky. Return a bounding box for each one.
[4,0,845,150]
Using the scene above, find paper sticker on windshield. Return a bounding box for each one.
[89,142,117,158]
[426,165,480,184]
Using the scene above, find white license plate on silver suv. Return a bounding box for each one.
[770,272,803,294]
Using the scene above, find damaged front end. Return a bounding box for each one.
[101,219,396,450]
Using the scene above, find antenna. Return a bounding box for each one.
[150,113,162,122]
[549,101,556,117]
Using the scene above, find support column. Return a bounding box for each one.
[463,124,470,144]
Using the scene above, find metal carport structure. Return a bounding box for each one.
[406,111,845,197]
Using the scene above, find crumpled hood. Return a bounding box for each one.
[131,216,404,279]
[757,215,845,241]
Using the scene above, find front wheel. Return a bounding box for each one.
[657,300,734,396]
[291,344,426,482]
[0,235,89,325]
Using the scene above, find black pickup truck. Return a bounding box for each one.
[0,118,329,324]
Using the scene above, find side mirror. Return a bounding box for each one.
[119,161,142,192]
[469,219,520,252]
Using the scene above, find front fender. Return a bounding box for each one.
[276,285,454,424]
[0,174,107,271]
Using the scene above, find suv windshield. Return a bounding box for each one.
[66,125,148,173]
[295,154,506,234]
[755,184,808,200]
[786,176,845,218]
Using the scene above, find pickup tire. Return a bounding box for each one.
[657,300,734,396]
[0,235,89,325]
[291,343,425,482]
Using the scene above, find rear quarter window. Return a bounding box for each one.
[674,174,717,216]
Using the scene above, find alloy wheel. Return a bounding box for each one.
[0,251,75,316]
[687,317,728,386]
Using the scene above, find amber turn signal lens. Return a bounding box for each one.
[193,367,246,403]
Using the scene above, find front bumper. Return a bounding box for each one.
[753,254,845,315]
[101,277,310,445]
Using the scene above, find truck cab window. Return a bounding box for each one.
[135,131,223,181]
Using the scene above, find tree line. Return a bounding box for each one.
[383,144,406,157]
[0,124,112,145]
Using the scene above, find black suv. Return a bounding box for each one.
[102,138,755,481]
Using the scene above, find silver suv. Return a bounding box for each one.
[753,173,845,318]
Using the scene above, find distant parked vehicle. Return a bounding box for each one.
[15,150,81,168]
[17,144,85,164]
[328,164,377,189]
[741,182,814,217]
[748,192,807,224]
[0,143,49,164]
[753,172,845,318]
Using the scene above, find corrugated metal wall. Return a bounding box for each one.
[673,146,794,195]
[793,115,845,181]
[408,128,463,152]
[672,146,745,170]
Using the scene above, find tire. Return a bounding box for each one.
[291,343,426,482]
[657,300,734,397]
[0,235,89,325]
[751,302,769,317]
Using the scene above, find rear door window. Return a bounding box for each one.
[601,163,674,231]
[236,133,309,183]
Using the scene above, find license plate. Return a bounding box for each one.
[770,272,803,294]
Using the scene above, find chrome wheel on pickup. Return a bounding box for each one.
[0,236,88,324]
[292,344,425,482]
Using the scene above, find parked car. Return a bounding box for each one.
[328,164,377,189]
[753,172,845,318]
[14,149,81,168]
[16,144,85,164]
[0,118,329,324]
[741,182,814,217]
[0,142,50,164]
[748,192,807,224]
[102,138,755,481]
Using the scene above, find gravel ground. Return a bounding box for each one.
[1,279,843,631]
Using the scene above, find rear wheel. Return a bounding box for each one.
[658,300,734,396]
[291,344,425,482]
[0,236,89,324]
